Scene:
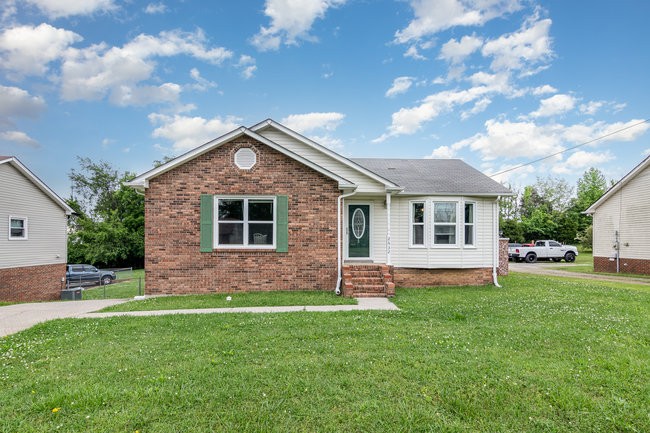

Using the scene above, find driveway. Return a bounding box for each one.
[509,261,650,285]
[0,299,128,337]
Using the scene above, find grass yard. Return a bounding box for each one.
[81,269,145,300]
[1,274,649,432]
[548,252,650,280]
[101,290,356,312]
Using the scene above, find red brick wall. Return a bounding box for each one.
[393,267,492,288]
[0,263,66,302]
[498,238,509,276]
[594,256,650,275]
[144,136,340,294]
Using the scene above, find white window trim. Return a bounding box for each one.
[463,201,477,248]
[431,201,459,248]
[214,196,276,249]
[8,215,28,240]
[409,200,427,248]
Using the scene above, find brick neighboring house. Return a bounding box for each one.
[0,156,73,302]
[585,155,650,275]
[126,119,512,297]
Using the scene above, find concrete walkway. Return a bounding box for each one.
[0,297,398,337]
[509,262,650,285]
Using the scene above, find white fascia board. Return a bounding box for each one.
[250,119,401,189]
[1,157,74,215]
[124,126,356,190]
[584,154,650,214]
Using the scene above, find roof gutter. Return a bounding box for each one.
[492,197,502,288]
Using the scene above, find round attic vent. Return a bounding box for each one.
[234,147,256,169]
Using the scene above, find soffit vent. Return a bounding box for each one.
[234,147,256,169]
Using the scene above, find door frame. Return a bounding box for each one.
[345,202,373,261]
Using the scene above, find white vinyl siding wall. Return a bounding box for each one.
[389,196,495,268]
[592,166,650,260]
[0,163,68,269]
[257,129,388,194]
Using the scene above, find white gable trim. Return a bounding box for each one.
[250,119,402,191]
[0,157,73,215]
[584,154,650,214]
[125,127,357,190]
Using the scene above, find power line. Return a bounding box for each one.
[489,119,649,178]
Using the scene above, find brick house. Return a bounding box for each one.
[126,119,511,297]
[585,155,650,275]
[0,156,73,302]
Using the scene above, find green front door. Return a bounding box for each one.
[348,204,370,258]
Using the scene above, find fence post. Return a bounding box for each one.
[138,277,142,296]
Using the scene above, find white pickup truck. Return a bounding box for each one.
[509,240,578,263]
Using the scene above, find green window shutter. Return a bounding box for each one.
[276,195,288,253]
[200,194,214,252]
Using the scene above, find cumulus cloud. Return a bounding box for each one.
[531,84,557,95]
[395,0,521,44]
[529,94,576,118]
[251,0,346,51]
[144,3,167,14]
[404,45,427,60]
[579,100,605,116]
[439,34,483,64]
[23,0,116,18]
[237,55,257,79]
[188,68,217,91]
[148,113,242,151]
[0,23,82,78]
[281,112,345,133]
[385,76,414,98]
[0,85,46,122]
[552,150,613,174]
[428,145,455,159]
[0,130,39,147]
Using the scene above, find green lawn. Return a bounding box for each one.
[81,269,145,300]
[1,274,648,432]
[549,252,650,280]
[101,290,356,312]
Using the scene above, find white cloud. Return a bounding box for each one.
[428,145,455,158]
[188,68,217,92]
[251,0,346,51]
[281,112,345,133]
[0,130,39,147]
[0,85,45,123]
[644,148,650,156]
[24,0,116,18]
[481,14,553,72]
[579,100,604,115]
[404,45,427,60]
[530,94,576,118]
[439,34,483,64]
[552,150,613,174]
[531,84,557,95]
[0,23,82,78]
[460,97,491,119]
[144,3,167,14]
[237,55,257,79]
[60,29,232,105]
[385,76,414,98]
[148,113,242,152]
[310,134,343,150]
[395,0,521,44]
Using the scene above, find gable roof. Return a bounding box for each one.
[584,154,650,214]
[125,126,358,190]
[0,156,74,215]
[352,158,513,196]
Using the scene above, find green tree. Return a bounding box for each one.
[575,167,607,212]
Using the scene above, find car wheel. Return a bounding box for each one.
[564,252,576,263]
[525,253,537,263]
[101,275,113,285]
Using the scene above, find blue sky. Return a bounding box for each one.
[1,0,648,197]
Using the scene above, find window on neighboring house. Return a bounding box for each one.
[410,201,425,247]
[216,197,275,248]
[464,202,475,246]
[9,216,27,240]
[432,202,457,245]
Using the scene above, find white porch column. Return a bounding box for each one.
[386,192,392,265]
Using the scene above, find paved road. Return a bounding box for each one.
[509,261,650,285]
[0,297,398,338]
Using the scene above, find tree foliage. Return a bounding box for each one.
[67,157,144,267]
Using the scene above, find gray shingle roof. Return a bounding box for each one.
[351,158,512,195]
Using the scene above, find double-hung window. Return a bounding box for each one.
[8,216,28,240]
[216,197,275,248]
[464,202,475,246]
[410,201,425,247]
[432,202,457,246]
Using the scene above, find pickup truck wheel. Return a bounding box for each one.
[564,252,576,263]
[101,275,113,285]
[525,253,537,263]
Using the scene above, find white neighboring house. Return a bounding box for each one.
[585,155,650,275]
[0,156,73,302]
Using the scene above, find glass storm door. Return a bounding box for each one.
[348,204,370,258]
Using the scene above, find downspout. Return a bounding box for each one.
[493,197,502,288]
[335,190,358,295]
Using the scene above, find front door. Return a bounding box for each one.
[348,204,370,258]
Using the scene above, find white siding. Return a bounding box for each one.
[388,195,496,268]
[593,165,650,260]
[0,163,68,269]
[258,128,387,193]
